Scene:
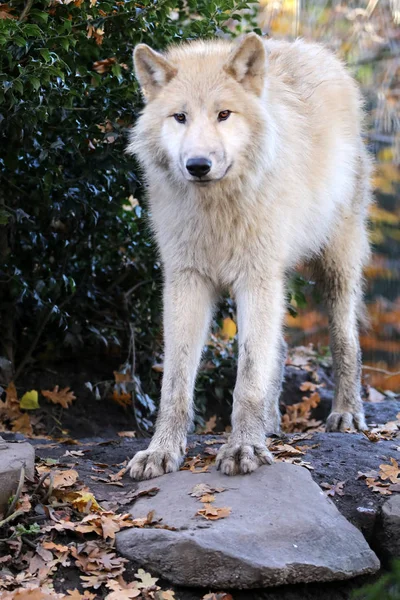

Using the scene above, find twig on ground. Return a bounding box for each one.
[362,365,400,379]
[5,466,25,518]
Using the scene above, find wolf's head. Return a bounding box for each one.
[129,34,273,189]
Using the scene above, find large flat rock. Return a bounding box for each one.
[116,463,379,588]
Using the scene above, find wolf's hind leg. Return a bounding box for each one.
[313,213,370,432]
[128,270,215,480]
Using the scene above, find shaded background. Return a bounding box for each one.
[0,0,399,440]
[257,0,400,391]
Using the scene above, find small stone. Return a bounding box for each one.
[0,440,35,515]
[117,463,379,588]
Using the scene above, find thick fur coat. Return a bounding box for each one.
[127,34,372,480]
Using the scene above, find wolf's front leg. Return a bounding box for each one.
[216,275,285,475]
[128,271,215,480]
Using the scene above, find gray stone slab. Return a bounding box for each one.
[0,440,35,515]
[116,463,380,588]
[377,494,400,560]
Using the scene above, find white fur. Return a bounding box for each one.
[127,34,372,480]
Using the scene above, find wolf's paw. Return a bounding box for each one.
[326,410,367,432]
[128,448,183,480]
[215,442,273,476]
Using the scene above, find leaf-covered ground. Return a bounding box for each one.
[0,346,399,599]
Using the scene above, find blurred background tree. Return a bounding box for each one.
[0,0,398,434]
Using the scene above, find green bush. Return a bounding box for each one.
[0,0,258,422]
[352,561,400,600]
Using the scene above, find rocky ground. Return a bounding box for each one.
[0,352,399,599]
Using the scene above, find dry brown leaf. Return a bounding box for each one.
[113,370,131,383]
[0,589,60,599]
[117,431,136,438]
[11,412,33,436]
[189,483,225,498]
[129,510,161,528]
[51,469,79,489]
[320,481,345,497]
[203,415,217,433]
[93,57,116,74]
[65,591,96,599]
[1,382,22,420]
[65,491,102,513]
[196,503,231,520]
[202,593,234,600]
[135,568,159,588]
[299,381,320,392]
[379,458,400,484]
[42,541,70,553]
[182,455,215,473]
[365,477,392,495]
[272,443,305,459]
[109,467,127,482]
[42,386,76,409]
[111,390,131,408]
[281,392,321,433]
[200,494,215,503]
[0,4,17,19]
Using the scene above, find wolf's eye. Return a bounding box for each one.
[174,113,186,124]
[218,110,231,121]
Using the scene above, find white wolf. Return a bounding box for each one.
[127,33,372,480]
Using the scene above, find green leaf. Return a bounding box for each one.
[0,210,9,225]
[30,77,40,91]
[39,48,51,62]
[20,390,40,410]
[13,79,23,94]
[30,9,49,23]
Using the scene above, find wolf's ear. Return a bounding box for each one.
[133,44,177,102]
[224,33,266,96]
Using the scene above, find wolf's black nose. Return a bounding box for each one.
[186,157,212,178]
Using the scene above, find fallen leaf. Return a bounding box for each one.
[189,483,225,498]
[52,469,79,489]
[155,592,176,600]
[365,477,392,495]
[105,575,141,599]
[131,510,159,528]
[203,415,217,433]
[111,390,131,408]
[281,392,322,433]
[221,317,237,339]
[200,494,215,503]
[196,504,231,520]
[66,491,102,513]
[320,481,345,497]
[299,381,320,392]
[117,431,136,438]
[11,412,33,436]
[202,593,234,599]
[135,568,159,588]
[379,458,400,484]
[1,382,22,420]
[42,386,76,409]
[20,389,40,410]
[66,591,96,599]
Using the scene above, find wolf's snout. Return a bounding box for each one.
[186,157,212,178]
